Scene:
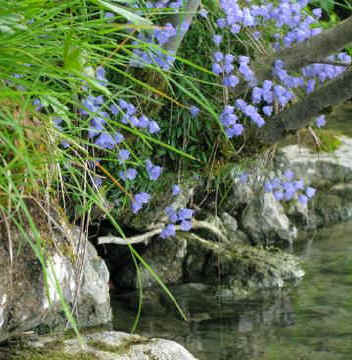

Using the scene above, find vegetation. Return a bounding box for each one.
[0,0,351,340]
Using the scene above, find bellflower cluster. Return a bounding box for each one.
[130,0,187,70]
[264,169,316,205]
[211,51,240,88]
[235,99,265,127]
[132,192,151,214]
[146,159,163,180]
[74,66,165,215]
[160,205,193,238]
[315,115,326,128]
[217,0,323,51]
[80,70,161,153]
[219,105,244,138]
[301,52,351,86]
[145,0,183,9]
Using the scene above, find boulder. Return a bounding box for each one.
[0,200,111,343]
[241,193,297,245]
[19,331,198,360]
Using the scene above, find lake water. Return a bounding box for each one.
[112,219,352,360]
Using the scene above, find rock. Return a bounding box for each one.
[0,200,111,343]
[21,331,198,360]
[183,233,304,299]
[220,212,250,245]
[241,193,297,246]
[276,136,352,185]
[277,136,352,228]
[115,235,187,289]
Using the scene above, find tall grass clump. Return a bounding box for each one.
[0,0,196,335]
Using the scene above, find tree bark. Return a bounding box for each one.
[259,67,352,144]
[233,16,352,97]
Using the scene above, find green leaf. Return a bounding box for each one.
[93,0,152,26]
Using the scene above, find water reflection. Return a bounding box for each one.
[112,220,352,360]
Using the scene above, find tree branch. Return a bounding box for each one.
[233,16,352,97]
[97,219,228,245]
[259,67,352,144]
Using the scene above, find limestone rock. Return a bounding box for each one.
[0,201,111,343]
[24,331,198,360]
[241,193,297,245]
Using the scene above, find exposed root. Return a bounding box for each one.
[97,219,228,246]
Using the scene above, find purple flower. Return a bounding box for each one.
[114,132,124,144]
[96,66,107,82]
[315,115,326,128]
[177,208,193,221]
[165,206,178,223]
[172,184,180,196]
[148,120,160,134]
[284,169,295,180]
[93,176,103,188]
[213,51,224,62]
[180,220,192,231]
[119,168,137,181]
[118,149,130,163]
[189,105,200,117]
[135,192,151,204]
[306,187,316,198]
[33,98,43,111]
[138,115,150,128]
[213,34,223,46]
[312,8,322,19]
[160,224,176,238]
[293,179,305,191]
[263,106,273,116]
[199,8,208,18]
[239,172,248,184]
[146,159,162,180]
[274,190,284,201]
[94,133,116,149]
[212,63,223,75]
[216,18,227,28]
[223,75,239,88]
[264,181,273,192]
[298,194,308,205]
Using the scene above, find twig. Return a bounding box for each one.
[97,219,228,245]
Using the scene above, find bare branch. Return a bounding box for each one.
[97,218,228,245]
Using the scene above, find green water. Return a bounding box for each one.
[112,220,352,360]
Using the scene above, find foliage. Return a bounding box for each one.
[0,0,351,337]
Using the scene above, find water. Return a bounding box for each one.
[112,220,352,360]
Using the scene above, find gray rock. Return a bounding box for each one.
[241,193,297,245]
[184,233,304,299]
[277,136,352,228]
[116,235,187,289]
[276,136,352,185]
[0,202,111,343]
[24,331,198,360]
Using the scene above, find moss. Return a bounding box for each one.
[88,336,149,355]
[10,347,98,360]
[281,128,342,153]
